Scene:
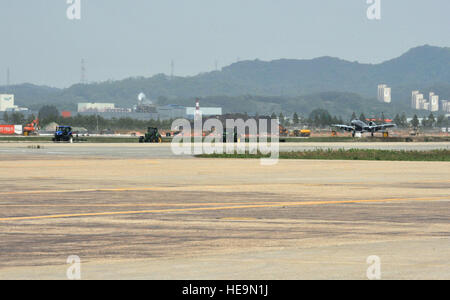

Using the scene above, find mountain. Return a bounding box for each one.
[1,45,449,115]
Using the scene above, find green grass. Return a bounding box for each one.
[197,149,450,162]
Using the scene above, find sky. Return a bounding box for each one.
[1,0,449,88]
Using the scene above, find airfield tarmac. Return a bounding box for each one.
[0,141,448,159]
[0,142,449,279]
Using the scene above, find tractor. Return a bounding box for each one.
[52,126,74,143]
[139,127,163,143]
[222,127,238,143]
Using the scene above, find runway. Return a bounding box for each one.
[0,143,448,279]
[0,141,448,159]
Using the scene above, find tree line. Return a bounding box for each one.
[3,105,448,131]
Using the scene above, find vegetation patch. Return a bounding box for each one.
[197,149,450,162]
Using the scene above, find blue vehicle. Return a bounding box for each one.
[53,126,74,143]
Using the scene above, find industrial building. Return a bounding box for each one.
[0,94,16,111]
[73,103,189,121]
[0,94,29,112]
[186,107,222,118]
[70,98,223,121]
[78,103,117,113]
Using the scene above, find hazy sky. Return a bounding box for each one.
[1,0,449,88]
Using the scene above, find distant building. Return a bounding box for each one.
[0,94,17,111]
[441,100,450,113]
[77,103,116,113]
[0,94,29,112]
[411,91,424,110]
[429,92,439,112]
[186,107,222,118]
[377,84,391,103]
[157,104,186,119]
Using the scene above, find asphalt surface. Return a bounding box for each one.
[0,142,448,279]
[0,142,448,159]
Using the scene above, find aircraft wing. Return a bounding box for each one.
[332,125,354,132]
[373,123,396,131]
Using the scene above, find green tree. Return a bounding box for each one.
[278,112,285,125]
[309,109,333,128]
[393,114,401,127]
[3,112,9,123]
[436,115,446,128]
[422,113,436,128]
[39,105,60,125]
[359,113,366,122]
[400,113,408,128]
[10,112,25,124]
[293,112,299,125]
[411,114,419,128]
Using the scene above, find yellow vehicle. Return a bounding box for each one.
[293,129,311,137]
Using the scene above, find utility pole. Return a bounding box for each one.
[6,68,10,93]
[81,59,86,84]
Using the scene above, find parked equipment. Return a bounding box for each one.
[23,119,39,136]
[53,126,74,143]
[279,125,289,137]
[293,129,311,137]
[223,127,238,143]
[139,127,163,143]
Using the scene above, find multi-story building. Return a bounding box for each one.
[441,100,450,113]
[411,91,424,110]
[378,84,391,103]
[429,92,439,112]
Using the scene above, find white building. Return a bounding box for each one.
[186,107,222,117]
[441,100,450,113]
[378,84,391,103]
[78,103,115,113]
[411,91,424,110]
[0,94,17,111]
[429,92,439,112]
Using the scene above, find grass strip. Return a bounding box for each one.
[197,149,450,161]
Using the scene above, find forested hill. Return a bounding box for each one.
[1,45,449,115]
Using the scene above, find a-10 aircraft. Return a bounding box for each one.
[332,120,396,137]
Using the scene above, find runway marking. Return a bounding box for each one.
[0,196,447,222]
[0,180,449,196]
